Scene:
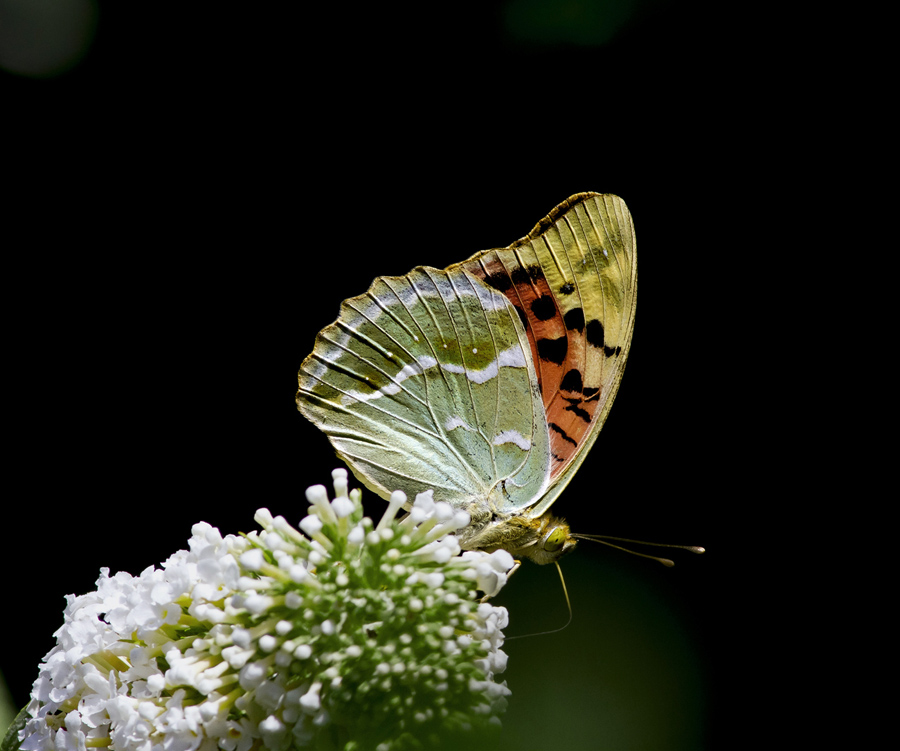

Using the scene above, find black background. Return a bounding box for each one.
[4,2,794,749]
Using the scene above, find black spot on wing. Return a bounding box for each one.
[564,307,585,333]
[513,264,544,285]
[585,319,605,348]
[484,272,512,292]
[537,336,568,365]
[560,368,583,393]
[583,386,600,398]
[564,398,591,423]
[560,282,575,295]
[530,295,556,321]
[549,422,577,446]
[604,345,622,358]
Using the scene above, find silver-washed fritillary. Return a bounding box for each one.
[297,193,636,564]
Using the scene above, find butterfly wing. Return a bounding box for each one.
[456,192,636,518]
[296,264,551,514]
[297,193,635,527]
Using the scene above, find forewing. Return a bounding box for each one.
[457,192,636,517]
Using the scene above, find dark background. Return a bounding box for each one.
[4,1,793,749]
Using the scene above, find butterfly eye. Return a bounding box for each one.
[543,527,566,552]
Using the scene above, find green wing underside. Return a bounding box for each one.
[297,265,552,513]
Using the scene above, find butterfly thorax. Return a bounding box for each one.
[456,509,577,565]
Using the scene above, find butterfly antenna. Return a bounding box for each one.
[572,534,705,567]
[507,561,573,640]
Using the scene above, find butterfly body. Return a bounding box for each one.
[454,507,575,566]
[297,193,636,563]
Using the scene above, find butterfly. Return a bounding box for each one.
[296,193,636,565]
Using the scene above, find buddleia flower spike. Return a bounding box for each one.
[13,469,513,751]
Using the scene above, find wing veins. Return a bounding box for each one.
[440,268,495,461]
[321,326,429,409]
[384,272,486,489]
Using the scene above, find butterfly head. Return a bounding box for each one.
[526,514,577,565]
[476,512,577,565]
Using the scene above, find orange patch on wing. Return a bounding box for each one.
[464,250,607,479]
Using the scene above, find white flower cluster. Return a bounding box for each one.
[18,469,513,751]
